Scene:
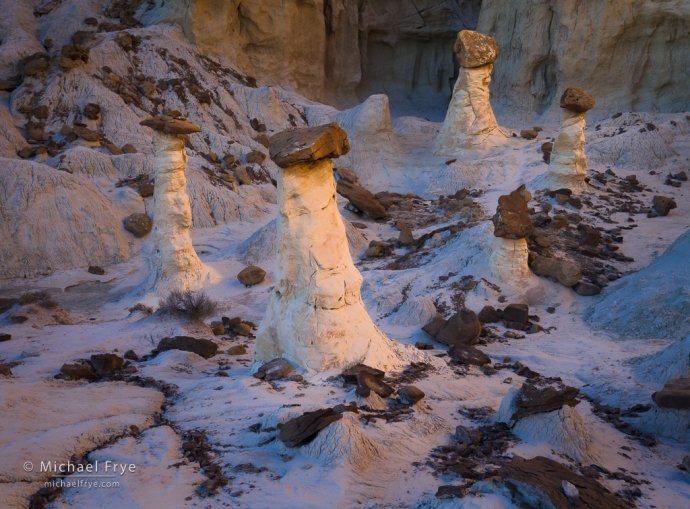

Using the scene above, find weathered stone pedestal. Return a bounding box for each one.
[488,190,534,282]
[541,88,595,192]
[436,30,505,154]
[254,123,398,372]
[140,116,213,295]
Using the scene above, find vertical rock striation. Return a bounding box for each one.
[435,30,506,154]
[255,123,398,372]
[140,116,214,295]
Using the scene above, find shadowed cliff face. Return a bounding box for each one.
[142,0,481,119]
[478,0,690,122]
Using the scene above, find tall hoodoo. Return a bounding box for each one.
[140,115,213,295]
[435,30,505,154]
[541,88,595,192]
[254,123,398,372]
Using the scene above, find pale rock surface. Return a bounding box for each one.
[254,157,400,372]
[0,379,164,509]
[145,132,216,295]
[537,110,588,192]
[435,64,507,153]
[391,296,437,328]
[237,217,368,266]
[486,237,531,283]
[0,159,130,280]
[0,105,30,158]
[628,335,690,385]
[478,0,690,120]
[495,387,593,463]
[585,229,690,340]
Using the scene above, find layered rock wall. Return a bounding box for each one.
[477,0,690,120]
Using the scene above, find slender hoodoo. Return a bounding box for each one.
[541,88,595,192]
[140,115,214,295]
[254,123,398,372]
[435,30,505,154]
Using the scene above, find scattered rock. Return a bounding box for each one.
[541,142,553,163]
[60,363,97,381]
[511,378,580,421]
[237,266,266,286]
[121,143,138,154]
[520,129,538,140]
[104,143,123,155]
[435,485,469,499]
[210,321,225,335]
[477,305,502,323]
[336,166,358,183]
[138,183,154,197]
[422,315,448,339]
[277,408,343,447]
[0,79,17,91]
[652,378,690,409]
[398,225,414,246]
[577,224,602,246]
[454,30,499,68]
[652,196,677,216]
[72,125,100,142]
[336,181,387,219]
[503,304,529,325]
[415,341,434,350]
[455,425,482,445]
[227,345,247,355]
[0,334,11,342]
[573,281,601,296]
[232,323,252,336]
[560,87,596,113]
[88,266,105,275]
[90,353,124,374]
[397,386,425,405]
[449,344,491,366]
[501,456,628,509]
[530,255,581,287]
[234,166,252,185]
[157,336,218,359]
[10,316,28,324]
[83,103,101,120]
[355,371,394,398]
[436,308,481,347]
[124,213,153,238]
[492,191,534,239]
[254,358,293,380]
[124,350,138,361]
[246,150,266,165]
[18,147,34,159]
[0,364,12,376]
[341,364,385,384]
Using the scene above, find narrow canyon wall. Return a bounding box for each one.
[477,0,690,121]
[143,0,482,119]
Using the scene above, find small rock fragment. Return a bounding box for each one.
[124,213,153,238]
[254,358,292,380]
[397,386,425,405]
[237,266,266,286]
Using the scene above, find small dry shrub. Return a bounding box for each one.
[128,303,154,315]
[18,290,58,309]
[159,290,218,322]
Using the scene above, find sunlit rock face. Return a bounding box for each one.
[142,0,482,118]
[478,0,690,120]
[254,124,398,372]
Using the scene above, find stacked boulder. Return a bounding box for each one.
[488,190,534,281]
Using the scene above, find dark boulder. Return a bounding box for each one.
[157,336,218,359]
[436,308,481,347]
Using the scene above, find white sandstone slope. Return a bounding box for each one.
[146,129,215,295]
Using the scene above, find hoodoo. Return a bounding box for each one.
[254,123,398,372]
[541,88,595,192]
[140,115,215,295]
[435,30,506,154]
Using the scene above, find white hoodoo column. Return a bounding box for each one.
[541,88,595,192]
[435,30,505,154]
[254,123,398,372]
[140,116,213,295]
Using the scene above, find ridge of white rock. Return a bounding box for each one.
[0,158,131,280]
[628,335,690,385]
[254,156,401,372]
[146,132,216,295]
[538,110,588,192]
[435,64,506,154]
